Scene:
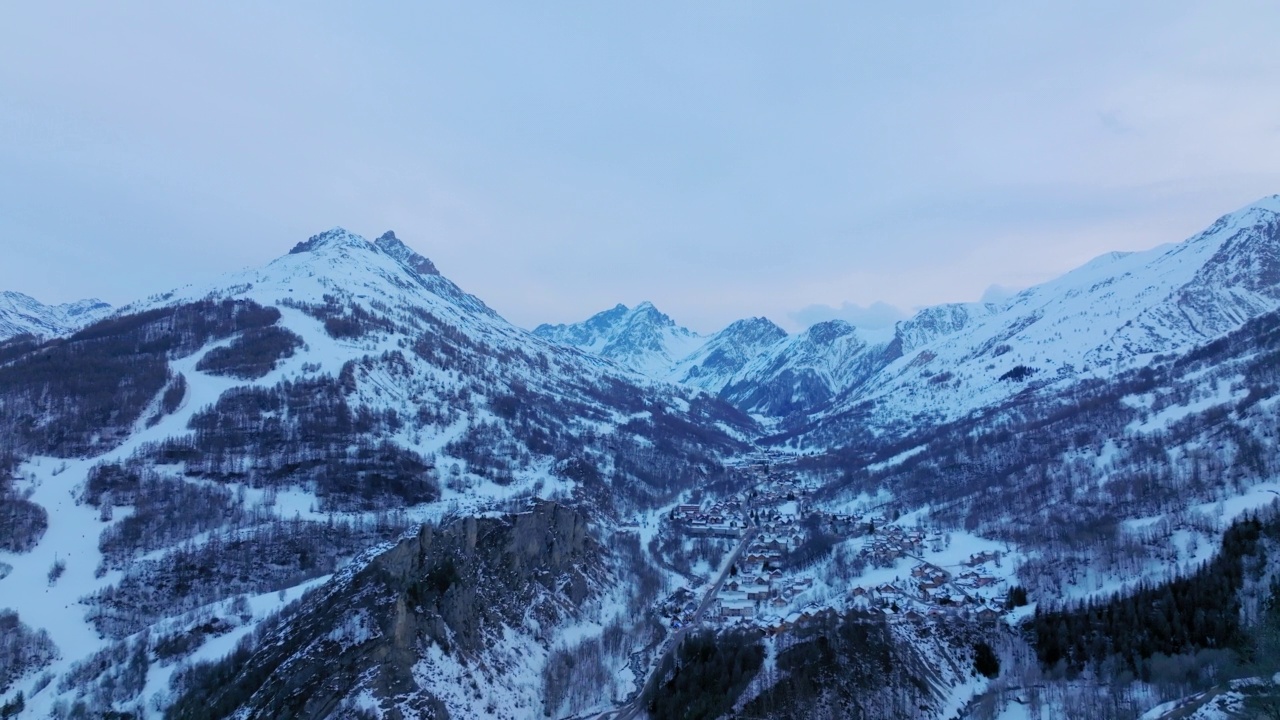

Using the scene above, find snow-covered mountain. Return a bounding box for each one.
[892,302,998,355]
[0,291,111,340]
[535,305,898,419]
[670,316,788,391]
[4,196,1280,719]
[105,226,755,500]
[537,196,1280,436]
[532,301,706,376]
[713,320,894,418]
[804,193,1280,435]
[0,227,753,718]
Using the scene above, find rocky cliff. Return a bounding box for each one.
[167,501,602,720]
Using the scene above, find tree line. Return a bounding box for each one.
[1031,512,1278,677]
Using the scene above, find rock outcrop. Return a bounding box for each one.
[168,501,601,720]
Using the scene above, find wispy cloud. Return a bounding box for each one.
[788,301,907,331]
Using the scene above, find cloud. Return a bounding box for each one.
[980,284,1022,305]
[788,301,907,330]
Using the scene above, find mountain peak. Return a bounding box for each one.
[0,290,38,306]
[287,227,370,255]
[1192,194,1280,244]
[720,316,787,344]
[533,301,703,375]
[374,230,440,276]
[59,298,111,319]
[1244,193,1280,212]
[284,228,443,279]
[629,301,676,328]
[803,319,856,344]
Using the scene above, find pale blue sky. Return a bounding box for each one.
[3,2,1279,332]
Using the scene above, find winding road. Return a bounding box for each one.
[591,505,757,720]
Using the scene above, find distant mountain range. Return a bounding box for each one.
[0,291,110,340]
[539,195,1280,435]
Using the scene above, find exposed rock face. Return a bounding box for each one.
[375,230,441,276]
[893,302,996,355]
[287,227,370,255]
[1169,207,1280,335]
[719,320,890,418]
[173,502,600,720]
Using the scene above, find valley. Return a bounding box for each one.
[1,196,1279,718]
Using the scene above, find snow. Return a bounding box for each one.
[326,609,378,646]
[1,230,722,715]
[138,575,333,714]
[693,196,1280,435]
[0,440,342,717]
[1194,482,1280,523]
[0,329,306,711]
[1136,676,1280,720]
[0,457,123,704]
[1140,697,1185,719]
[532,301,709,379]
[801,195,1280,432]
[412,625,551,719]
[1125,377,1248,434]
[0,290,112,341]
[267,488,327,521]
[936,675,989,720]
[1095,482,1280,605]
[2,194,1278,716]
[823,488,895,517]
[528,198,1280,443]
[867,445,926,472]
[993,700,1039,720]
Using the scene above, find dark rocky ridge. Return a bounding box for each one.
[167,501,602,720]
[374,231,440,277]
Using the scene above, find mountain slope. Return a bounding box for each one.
[0,291,111,341]
[0,227,753,718]
[166,502,605,720]
[534,305,898,420]
[670,316,788,392]
[777,195,1280,438]
[3,196,1280,719]
[808,300,1280,594]
[717,320,894,418]
[537,196,1280,435]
